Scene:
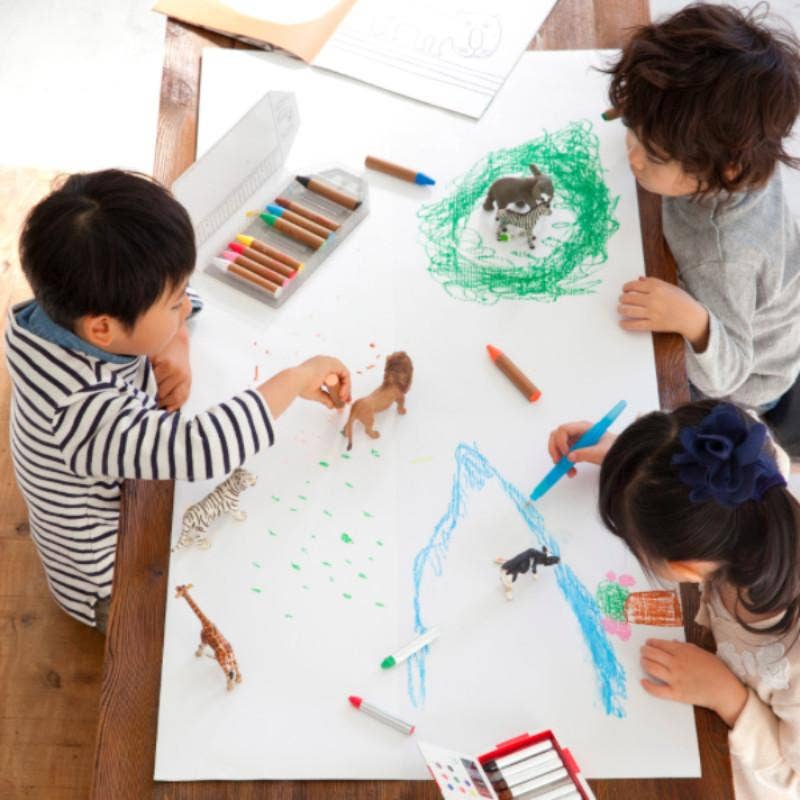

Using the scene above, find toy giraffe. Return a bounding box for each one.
[175,584,242,691]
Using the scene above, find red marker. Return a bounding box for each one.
[486,344,541,403]
[348,695,415,735]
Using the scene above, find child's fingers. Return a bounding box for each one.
[568,443,606,465]
[646,638,682,655]
[640,658,671,684]
[622,277,651,293]
[618,303,649,319]
[641,644,673,668]
[641,678,673,699]
[337,370,352,403]
[619,318,655,332]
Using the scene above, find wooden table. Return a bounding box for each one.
[92,2,735,797]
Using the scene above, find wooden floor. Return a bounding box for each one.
[0,168,105,800]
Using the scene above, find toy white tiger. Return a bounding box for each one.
[173,467,258,551]
[496,198,553,249]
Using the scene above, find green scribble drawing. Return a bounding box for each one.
[345,481,354,488]
[291,562,301,571]
[358,572,368,579]
[319,460,330,468]
[417,121,619,304]
[596,579,630,621]
[251,587,262,593]
[268,529,278,537]
[341,533,354,544]
[363,511,374,519]
[251,561,261,568]
[370,449,381,458]
[271,495,280,502]
[323,510,333,518]
[343,593,352,600]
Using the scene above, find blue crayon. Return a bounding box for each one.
[530,400,627,501]
[365,155,435,185]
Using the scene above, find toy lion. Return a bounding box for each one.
[342,351,413,450]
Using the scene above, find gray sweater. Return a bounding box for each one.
[662,170,800,409]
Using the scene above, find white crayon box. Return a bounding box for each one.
[419,730,595,800]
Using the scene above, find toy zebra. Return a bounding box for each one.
[495,199,552,249]
[173,467,257,551]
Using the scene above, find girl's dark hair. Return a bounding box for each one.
[19,169,196,329]
[604,3,800,194]
[599,400,800,636]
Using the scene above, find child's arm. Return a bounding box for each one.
[642,638,800,793]
[53,355,349,482]
[619,263,757,399]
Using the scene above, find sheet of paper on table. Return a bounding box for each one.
[153,47,702,781]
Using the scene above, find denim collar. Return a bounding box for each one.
[15,300,136,365]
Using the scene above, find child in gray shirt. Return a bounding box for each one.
[605,3,800,411]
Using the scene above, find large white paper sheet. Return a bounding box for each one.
[154,48,701,781]
[314,0,558,117]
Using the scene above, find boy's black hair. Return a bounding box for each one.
[599,400,800,637]
[604,3,800,194]
[19,170,196,329]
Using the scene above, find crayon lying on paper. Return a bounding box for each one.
[348,695,415,735]
[380,626,440,669]
[486,344,541,403]
[365,155,435,186]
[529,399,627,501]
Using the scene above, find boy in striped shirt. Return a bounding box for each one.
[5,170,349,630]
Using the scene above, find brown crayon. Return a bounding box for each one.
[265,203,334,238]
[486,344,541,403]
[260,212,326,250]
[601,107,621,121]
[275,196,340,231]
[221,251,288,286]
[236,234,304,270]
[228,242,296,278]
[213,257,282,298]
[296,175,361,210]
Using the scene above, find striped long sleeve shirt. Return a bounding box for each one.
[5,301,274,626]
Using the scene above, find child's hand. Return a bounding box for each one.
[547,421,617,477]
[297,356,351,408]
[618,276,710,351]
[151,324,192,411]
[640,639,749,727]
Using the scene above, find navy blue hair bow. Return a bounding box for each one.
[671,404,786,507]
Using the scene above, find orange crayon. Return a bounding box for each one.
[486,344,541,403]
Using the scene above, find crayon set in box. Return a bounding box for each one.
[172,90,367,309]
[419,730,595,800]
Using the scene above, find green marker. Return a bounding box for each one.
[380,626,441,670]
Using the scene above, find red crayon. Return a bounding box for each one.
[487,344,541,403]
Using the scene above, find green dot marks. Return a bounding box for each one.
[345,558,352,566]
[417,121,620,303]
[302,585,311,591]
[340,453,351,460]
[344,481,354,488]
[251,587,262,594]
[291,563,302,571]
[322,560,333,567]
[357,572,368,580]
[340,533,354,544]
[376,539,384,547]
[284,613,294,619]
[323,510,333,518]
[298,494,308,501]
[268,529,278,537]
[290,507,299,512]
[301,546,308,554]
[318,460,330,468]
[271,495,280,502]
[370,449,381,458]
[342,593,352,600]
[375,602,385,608]
[251,561,261,568]
[363,511,374,519]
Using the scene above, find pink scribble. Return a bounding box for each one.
[602,617,632,641]
[619,574,636,587]
[606,570,616,581]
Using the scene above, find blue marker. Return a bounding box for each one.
[530,400,627,501]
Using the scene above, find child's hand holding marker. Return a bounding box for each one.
[258,355,351,418]
[547,421,617,477]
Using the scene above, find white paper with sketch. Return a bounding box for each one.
[154,48,701,780]
[313,0,558,117]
